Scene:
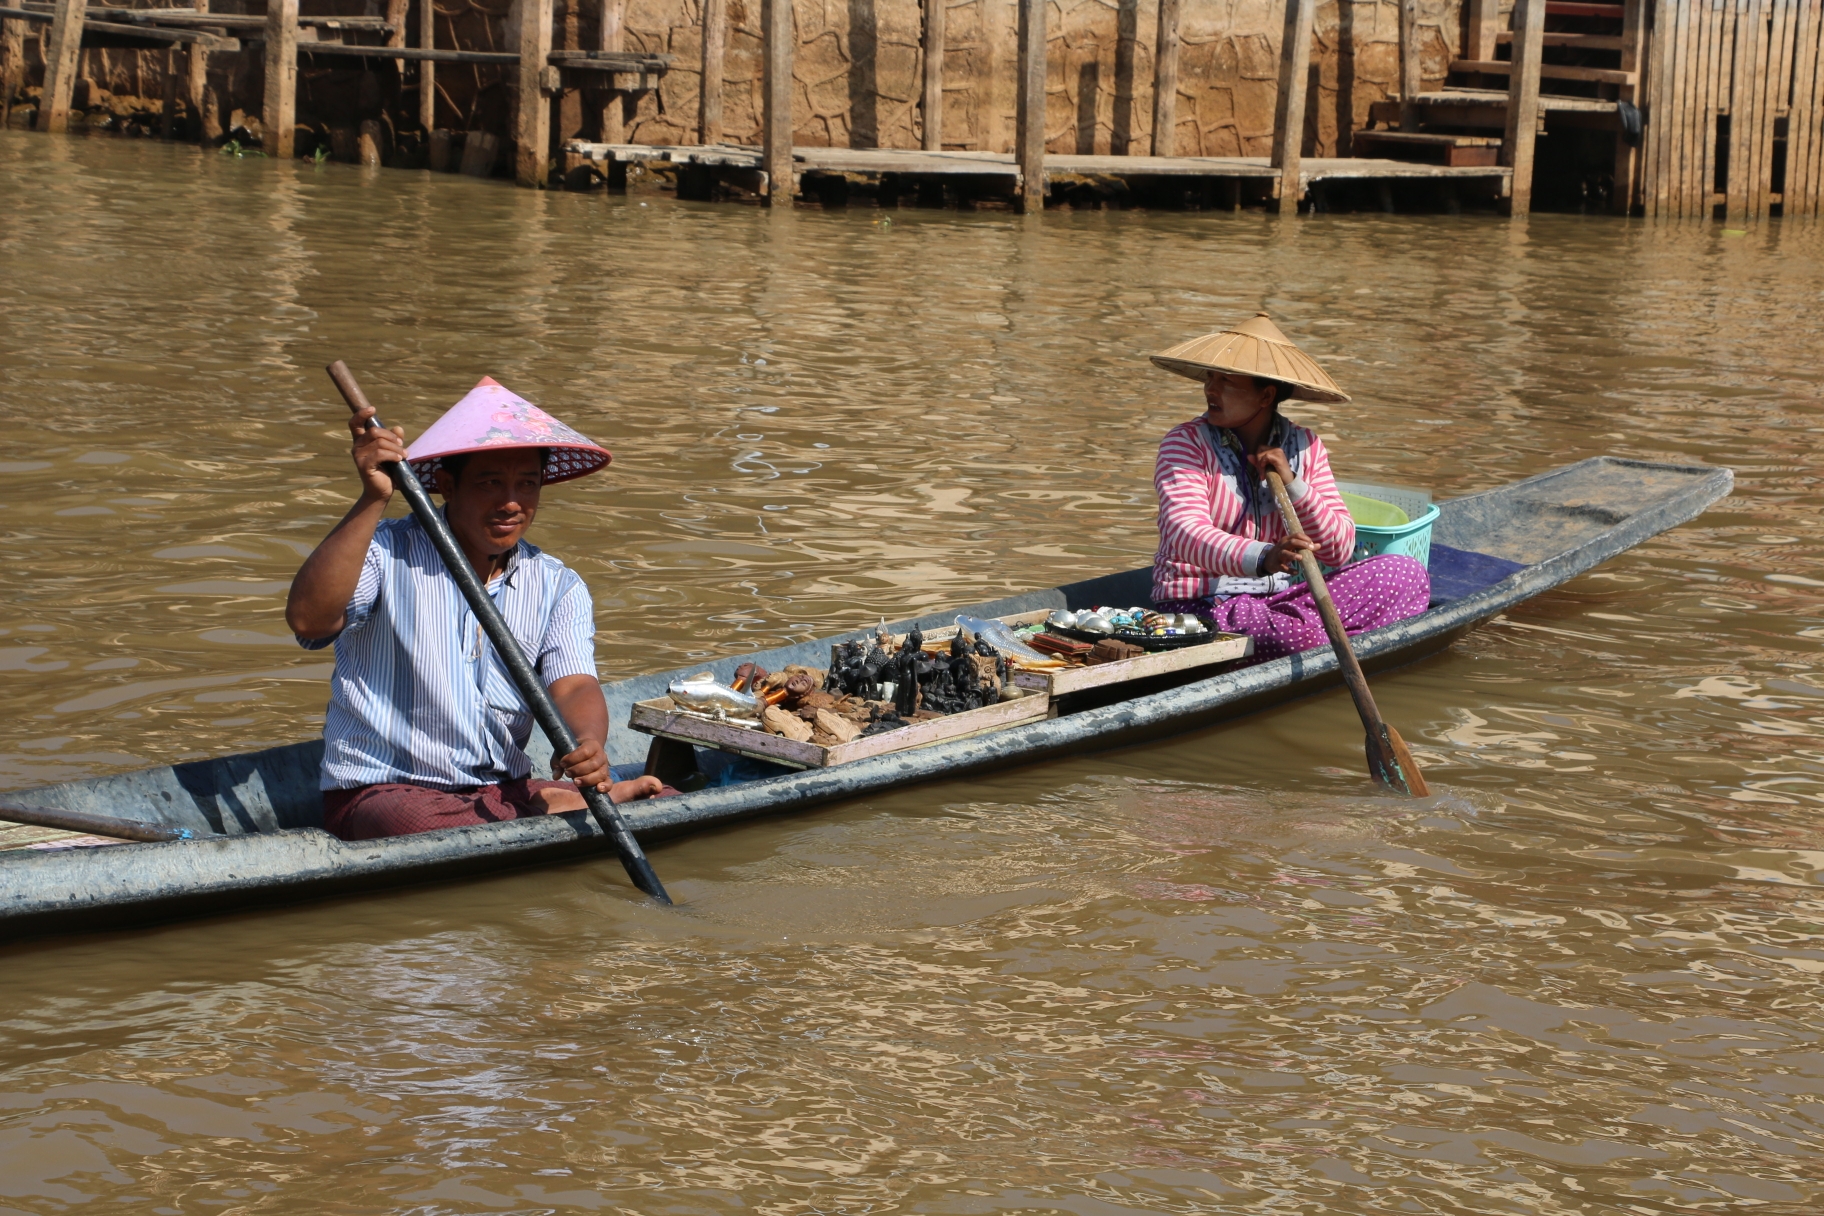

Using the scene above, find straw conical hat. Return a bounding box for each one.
[405,377,612,485]
[1149,313,1351,404]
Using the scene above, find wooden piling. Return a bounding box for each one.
[699,0,726,144]
[161,46,179,138]
[1397,0,1420,131]
[515,0,555,186]
[37,0,85,134]
[921,0,942,150]
[761,0,793,203]
[1500,0,1545,216]
[1269,0,1315,215]
[261,0,297,157]
[418,0,436,133]
[598,0,624,143]
[185,21,210,141]
[1150,0,1179,156]
[1014,0,1045,212]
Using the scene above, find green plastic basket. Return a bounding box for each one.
[1335,480,1440,569]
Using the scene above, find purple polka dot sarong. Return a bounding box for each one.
[1156,554,1431,662]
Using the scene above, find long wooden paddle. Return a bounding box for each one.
[0,801,192,843]
[325,361,674,905]
[1265,471,1429,797]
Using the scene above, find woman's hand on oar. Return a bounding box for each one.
[1263,471,1430,798]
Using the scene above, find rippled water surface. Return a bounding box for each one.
[4,131,1824,1214]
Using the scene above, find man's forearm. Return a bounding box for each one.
[550,675,609,747]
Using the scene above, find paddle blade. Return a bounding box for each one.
[1366,723,1430,797]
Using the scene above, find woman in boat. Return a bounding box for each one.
[286,377,665,842]
[1149,313,1430,660]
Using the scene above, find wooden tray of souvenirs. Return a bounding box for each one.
[628,688,1051,770]
[987,609,1255,697]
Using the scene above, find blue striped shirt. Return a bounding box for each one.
[299,515,598,791]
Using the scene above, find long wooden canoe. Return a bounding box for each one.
[0,457,1731,937]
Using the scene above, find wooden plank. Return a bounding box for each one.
[921,0,942,150]
[1150,0,1179,155]
[1670,0,1698,216]
[1270,0,1317,214]
[1399,0,1421,129]
[1725,0,1760,219]
[1641,0,1669,213]
[630,688,1052,770]
[597,0,623,142]
[699,0,726,144]
[1760,0,1799,214]
[1793,0,1824,213]
[1547,1,1625,12]
[417,0,434,133]
[1015,0,1046,210]
[1707,0,1738,216]
[1466,0,1502,59]
[1451,57,1640,83]
[761,0,792,203]
[1498,30,1629,46]
[514,0,554,186]
[1502,0,1548,215]
[1011,634,1253,697]
[36,0,83,133]
[260,0,296,158]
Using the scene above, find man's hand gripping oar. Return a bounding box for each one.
[324,361,674,904]
[1264,471,1430,798]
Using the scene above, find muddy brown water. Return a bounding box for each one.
[4,132,1824,1213]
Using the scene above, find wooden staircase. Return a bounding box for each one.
[1354,0,1648,213]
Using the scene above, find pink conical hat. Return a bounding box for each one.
[405,377,612,485]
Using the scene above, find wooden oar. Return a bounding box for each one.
[324,361,674,905]
[0,802,192,843]
[1265,471,1430,797]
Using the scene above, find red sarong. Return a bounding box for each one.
[324,778,587,841]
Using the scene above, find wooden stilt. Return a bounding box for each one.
[921,0,943,150]
[515,0,555,186]
[0,6,26,127]
[1610,0,1645,211]
[761,0,793,203]
[161,46,180,138]
[261,0,297,157]
[1150,0,1179,155]
[1500,0,1545,216]
[598,0,624,143]
[186,21,210,141]
[418,0,436,133]
[1015,0,1046,212]
[1398,0,1420,130]
[700,0,727,144]
[1269,0,1316,216]
[1465,0,1500,61]
[37,0,85,134]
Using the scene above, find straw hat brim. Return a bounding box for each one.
[408,441,612,487]
[1149,316,1351,404]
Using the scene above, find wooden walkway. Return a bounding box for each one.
[564,141,1513,210]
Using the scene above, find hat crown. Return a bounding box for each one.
[1230,312,1292,345]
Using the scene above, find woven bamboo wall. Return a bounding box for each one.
[1643,0,1824,219]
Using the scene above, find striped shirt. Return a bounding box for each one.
[298,515,598,792]
[1152,414,1356,603]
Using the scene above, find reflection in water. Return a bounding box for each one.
[3,132,1824,1212]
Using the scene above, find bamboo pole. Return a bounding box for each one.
[261,0,296,156]
[1398,0,1421,129]
[1150,0,1179,155]
[418,0,435,132]
[1269,0,1315,215]
[1501,0,1546,215]
[515,0,555,185]
[37,0,84,133]
[598,0,623,142]
[921,0,942,150]
[761,0,793,202]
[1015,0,1045,212]
[699,0,726,144]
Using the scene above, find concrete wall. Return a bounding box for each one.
[1,0,1468,160]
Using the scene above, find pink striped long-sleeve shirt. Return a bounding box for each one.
[1151,415,1356,602]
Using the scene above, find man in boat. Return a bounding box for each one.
[1149,313,1430,659]
[286,377,664,842]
